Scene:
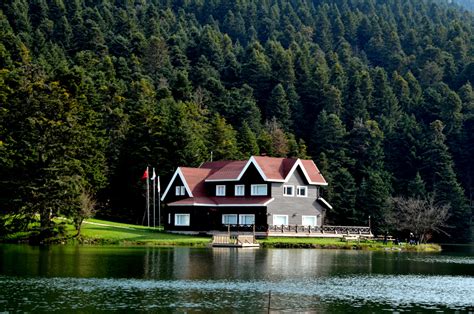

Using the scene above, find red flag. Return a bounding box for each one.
[141,168,148,180]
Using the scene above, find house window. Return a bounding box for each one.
[296,186,308,197]
[216,185,226,196]
[222,214,237,225]
[283,185,294,196]
[175,214,190,226]
[239,214,255,225]
[251,184,267,196]
[273,215,288,226]
[175,186,186,196]
[168,213,171,224]
[302,215,317,227]
[235,185,245,196]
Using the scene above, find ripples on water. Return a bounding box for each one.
[1,274,473,312]
[408,255,474,265]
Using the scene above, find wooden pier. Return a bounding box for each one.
[211,235,260,248]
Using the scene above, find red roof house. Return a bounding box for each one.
[161,156,331,233]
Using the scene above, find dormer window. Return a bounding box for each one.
[296,186,308,197]
[216,185,226,196]
[175,186,186,196]
[283,185,294,196]
[251,184,267,196]
[235,185,245,196]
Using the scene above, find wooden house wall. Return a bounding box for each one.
[165,206,268,231]
[267,167,324,226]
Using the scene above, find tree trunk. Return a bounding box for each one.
[75,218,84,237]
[39,210,51,231]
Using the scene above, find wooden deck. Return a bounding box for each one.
[212,235,260,248]
[266,225,373,238]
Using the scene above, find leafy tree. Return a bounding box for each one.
[0,64,107,236]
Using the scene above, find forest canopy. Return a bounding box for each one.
[0,0,473,241]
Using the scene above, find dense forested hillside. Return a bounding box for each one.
[0,0,473,241]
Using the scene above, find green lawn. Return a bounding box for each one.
[259,236,442,251]
[78,219,211,245]
[1,217,441,251]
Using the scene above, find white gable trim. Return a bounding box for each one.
[204,156,327,185]
[284,159,328,186]
[317,197,333,209]
[161,167,193,201]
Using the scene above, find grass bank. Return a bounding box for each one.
[1,218,441,251]
[260,237,442,252]
[76,219,211,246]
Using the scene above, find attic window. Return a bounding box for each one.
[175,186,186,196]
[296,186,308,197]
[216,185,226,196]
[235,185,245,196]
[283,185,294,196]
[251,184,267,196]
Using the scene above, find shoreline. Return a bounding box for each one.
[0,218,442,252]
[1,236,442,252]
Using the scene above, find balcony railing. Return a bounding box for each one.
[221,224,371,235]
[267,225,372,235]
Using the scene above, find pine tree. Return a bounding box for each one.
[267,83,291,129]
[238,122,259,157]
[423,120,470,241]
[209,114,239,160]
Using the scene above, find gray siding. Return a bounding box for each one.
[266,168,324,226]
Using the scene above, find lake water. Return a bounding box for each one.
[0,244,473,313]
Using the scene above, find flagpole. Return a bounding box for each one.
[146,166,150,227]
[158,176,161,228]
[152,167,156,228]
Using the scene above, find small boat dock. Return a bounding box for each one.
[212,235,260,248]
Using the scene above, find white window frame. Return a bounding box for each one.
[273,215,289,226]
[283,185,294,196]
[174,214,190,226]
[216,185,226,196]
[235,185,245,196]
[239,214,255,225]
[175,186,186,196]
[296,186,308,197]
[251,184,267,196]
[222,214,238,225]
[302,215,317,227]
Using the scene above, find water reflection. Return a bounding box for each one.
[0,244,473,312]
[1,274,473,312]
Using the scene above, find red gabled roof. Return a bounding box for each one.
[203,160,247,181]
[168,196,273,207]
[252,156,297,181]
[300,159,327,185]
[179,167,213,197]
[162,156,327,201]
[201,156,327,184]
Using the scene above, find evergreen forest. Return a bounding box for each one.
[0,0,473,242]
